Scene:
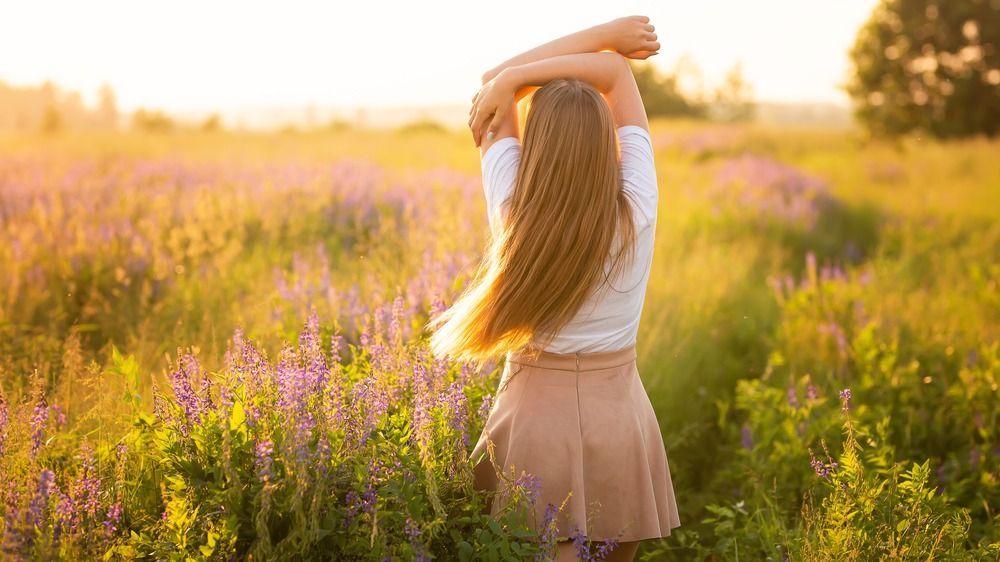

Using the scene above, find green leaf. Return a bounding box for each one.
[229,400,246,431]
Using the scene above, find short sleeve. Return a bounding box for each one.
[617,125,658,230]
[480,136,521,234]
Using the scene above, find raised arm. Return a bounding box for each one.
[481,16,659,84]
[470,51,649,149]
[469,16,660,154]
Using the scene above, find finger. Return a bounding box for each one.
[478,111,495,146]
[645,24,654,32]
[468,107,479,130]
[647,41,661,52]
[471,110,490,146]
[634,15,649,23]
[486,107,505,140]
[470,111,482,144]
[647,32,657,42]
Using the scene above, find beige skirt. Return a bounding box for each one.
[470,344,681,543]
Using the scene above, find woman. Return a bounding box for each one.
[427,16,679,561]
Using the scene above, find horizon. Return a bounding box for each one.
[1,0,880,119]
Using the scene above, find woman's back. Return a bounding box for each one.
[481,124,659,353]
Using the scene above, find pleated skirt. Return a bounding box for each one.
[470,344,681,543]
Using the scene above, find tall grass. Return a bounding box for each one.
[1,121,997,559]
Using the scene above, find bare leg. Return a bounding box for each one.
[555,541,580,561]
[605,540,640,562]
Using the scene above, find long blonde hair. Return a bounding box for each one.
[428,78,638,367]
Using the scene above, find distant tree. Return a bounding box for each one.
[201,113,223,132]
[712,62,756,122]
[41,105,62,134]
[97,84,119,129]
[847,0,1000,138]
[628,59,708,119]
[397,118,447,135]
[327,118,353,132]
[132,108,174,132]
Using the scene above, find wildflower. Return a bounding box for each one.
[839,388,852,412]
[343,490,361,528]
[443,381,469,445]
[592,533,622,561]
[49,404,67,427]
[54,491,77,540]
[255,439,275,484]
[28,469,56,528]
[806,383,819,401]
[0,390,8,456]
[103,502,122,536]
[808,446,838,479]
[511,471,541,505]
[30,396,49,455]
[169,351,207,430]
[570,526,591,561]
[535,503,561,561]
[389,294,405,345]
[429,295,447,319]
[478,394,494,421]
[740,423,753,450]
[787,387,799,408]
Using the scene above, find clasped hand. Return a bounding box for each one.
[468,15,660,147]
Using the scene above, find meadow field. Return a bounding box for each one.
[0,121,998,560]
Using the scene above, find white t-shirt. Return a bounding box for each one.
[480,124,659,354]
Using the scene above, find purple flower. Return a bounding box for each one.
[592,534,622,561]
[711,155,834,229]
[168,352,207,431]
[255,439,275,484]
[404,515,431,562]
[49,404,67,427]
[30,396,49,455]
[535,503,561,561]
[740,423,753,451]
[54,491,77,541]
[808,447,838,479]
[404,516,420,541]
[103,502,122,537]
[443,382,469,446]
[787,387,799,408]
[477,394,493,421]
[510,471,541,505]
[352,376,389,446]
[389,295,405,345]
[839,388,852,412]
[0,391,8,456]
[28,469,56,528]
[806,383,819,401]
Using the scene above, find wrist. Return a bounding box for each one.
[497,66,521,92]
[590,22,616,52]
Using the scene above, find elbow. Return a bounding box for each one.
[607,52,631,77]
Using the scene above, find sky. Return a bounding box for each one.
[0,0,880,113]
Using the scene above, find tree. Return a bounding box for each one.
[713,62,756,122]
[628,59,708,119]
[97,84,118,129]
[41,105,62,134]
[131,108,174,132]
[847,0,1000,138]
[200,113,222,132]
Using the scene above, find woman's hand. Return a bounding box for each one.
[468,70,516,148]
[603,15,660,60]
